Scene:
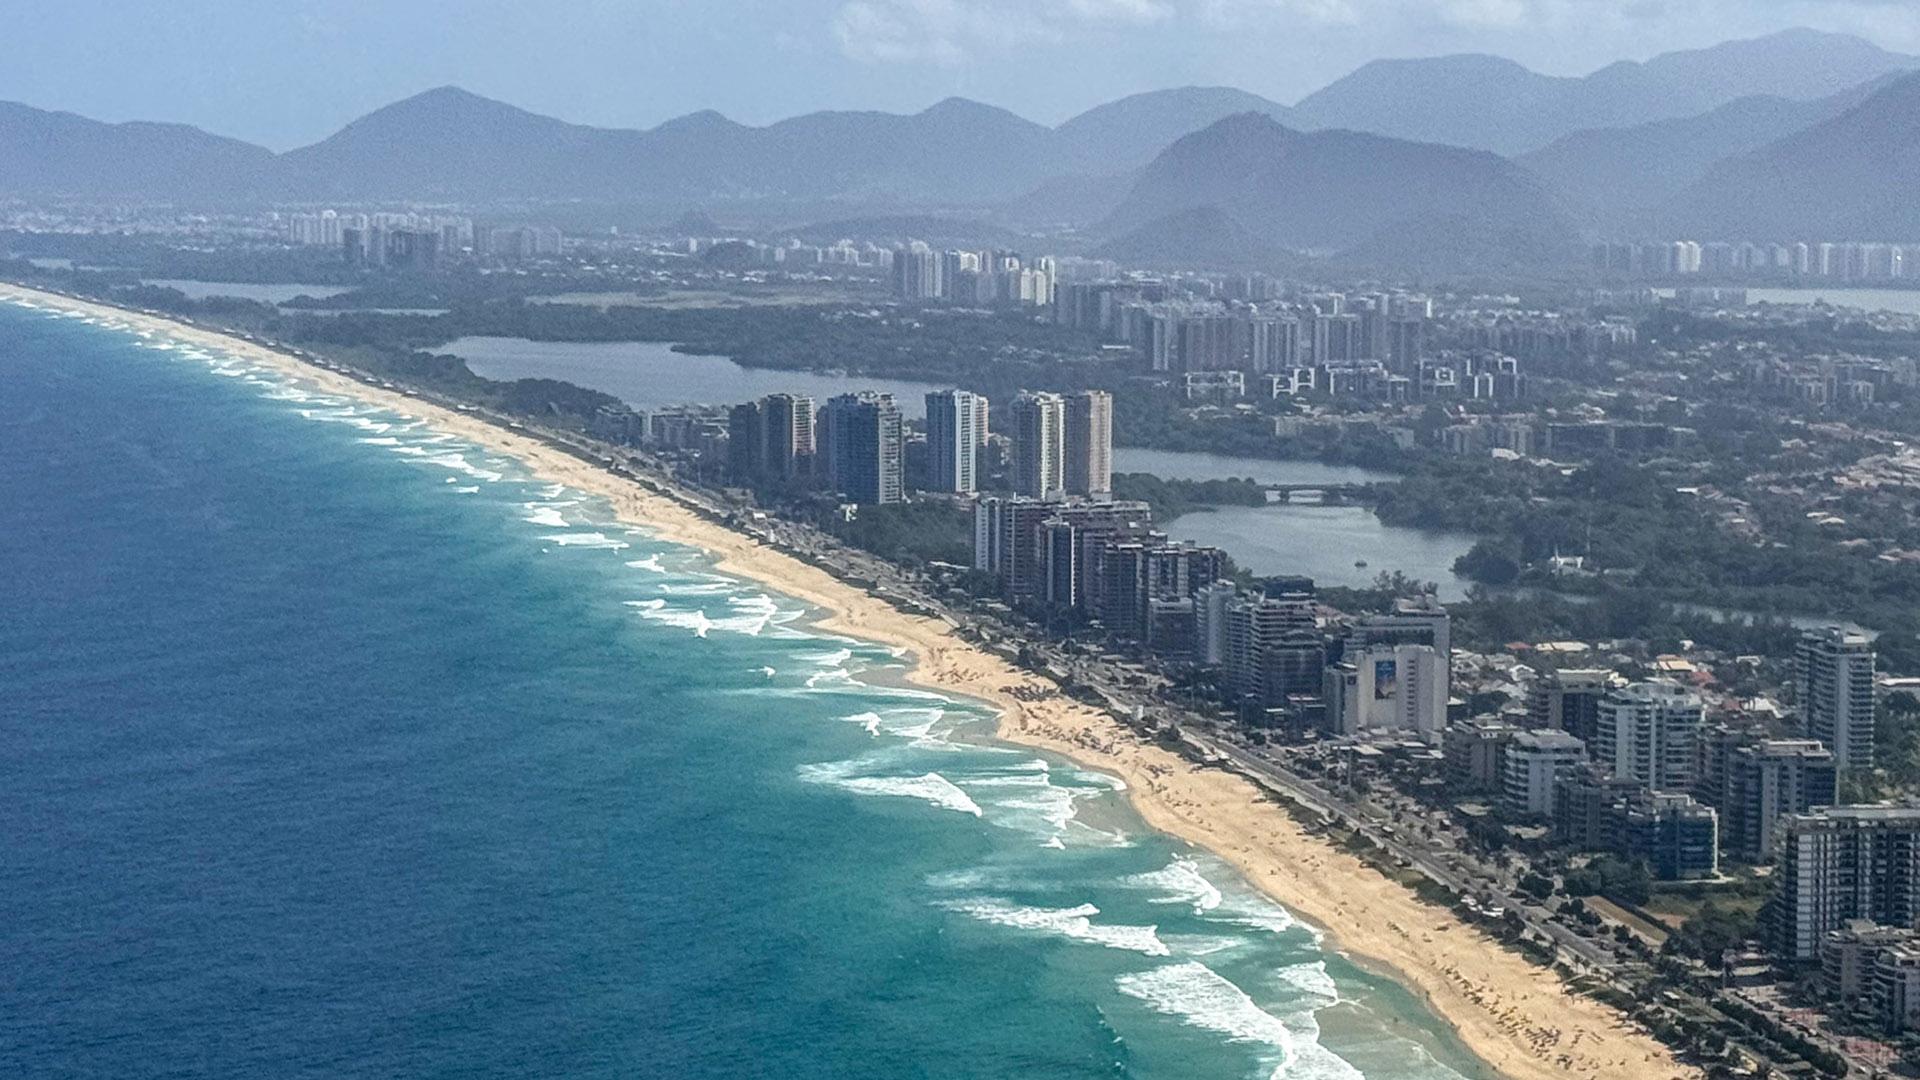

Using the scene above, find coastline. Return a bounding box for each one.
[0,284,1694,1080]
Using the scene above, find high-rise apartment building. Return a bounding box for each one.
[1326,644,1448,740]
[760,393,815,479]
[1528,668,1613,742]
[727,401,764,481]
[1009,391,1065,498]
[1064,390,1112,498]
[819,393,903,505]
[924,390,982,494]
[1350,595,1450,664]
[1222,594,1317,703]
[1774,807,1920,960]
[1595,679,1703,792]
[1799,627,1877,770]
[1100,540,1226,643]
[1620,791,1721,880]
[892,242,943,300]
[973,496,1151,609]
[1724,740,1837,862]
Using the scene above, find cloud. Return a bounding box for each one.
[833,0,1173,65]
[1061,0,1179,22]
[1440,0,1529,27]
[832,0,1920,74]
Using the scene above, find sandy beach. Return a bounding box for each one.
[2,282,1695,1080]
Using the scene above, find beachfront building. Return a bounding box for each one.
[1876,944,1920,1031]
[1009,391,1065,499]
[818,392,903,505]
[1327,643,1448,742]
[973,495,1152,610]
[924,389,982,494]
[1446,717,1520,794]
[1222,592,1318,704]
[727,400,764,482]
[1620,791,1720,880]
[1825,920,1919,1001]
[761,393,815,479]
[1773,806,1920,961]
[1101,539,1228,647]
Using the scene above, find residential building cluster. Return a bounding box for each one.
[1595,239,1920,280]
[890,241,1057,307]
[725,390,906,504]
[1055,287,1432,376]
[1055,283,1589,408]
[594,385,1104,516]
[280,210,572,269]
[1438,628,1876,894]
[282,209,472,250]
[678,235,897,269]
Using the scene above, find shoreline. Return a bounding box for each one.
[1,283,1694,1080]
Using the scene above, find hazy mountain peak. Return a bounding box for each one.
[919,96,1015,119]
[1100,110,1573,271]
[1050,87,1307,174]
[1294,27,1918,155]
[652,109,742,134]
[1667,67,1920,238]
[1521,70,1908,221]
[324,85,575,139]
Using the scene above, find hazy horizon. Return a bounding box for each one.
[8,1,1920,150]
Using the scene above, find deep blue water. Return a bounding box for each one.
[0,302,1494,1080]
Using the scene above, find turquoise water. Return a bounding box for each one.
[0,301,1494,1080]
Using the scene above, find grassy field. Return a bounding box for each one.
[535,285,877,309]
[1585,896,1672,944]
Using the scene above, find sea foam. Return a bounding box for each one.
[798,760,982,817]
[939,898,1169,956]
[1117,962,1294,1047]
[1127,857,1224,914]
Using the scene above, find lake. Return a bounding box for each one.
[1744,287,1920,316]
[143,280,353,304]
[1110,448,1396,487]
[443,337,951,419]
[1107,450,1473,594]
[1159,503,1473,599]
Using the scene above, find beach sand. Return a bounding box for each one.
[2,284,1695,1080]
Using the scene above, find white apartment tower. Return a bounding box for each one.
[924,390,981,494]
[1595,679,1703,792]
[1064,390,1112,498]
[1326,643,1448,741]
[1502,730,1588,818]
[1009,391,1065,498]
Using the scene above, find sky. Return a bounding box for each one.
[5,0,1920,149]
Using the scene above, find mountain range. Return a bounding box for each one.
[1666,69,1920,239]
[0,83,1307,209]
[1517,72,1905,221]
[4,28,1920,267]
[1293,28,1917,155]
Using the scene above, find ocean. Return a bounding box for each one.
[0,301,1496,1080]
